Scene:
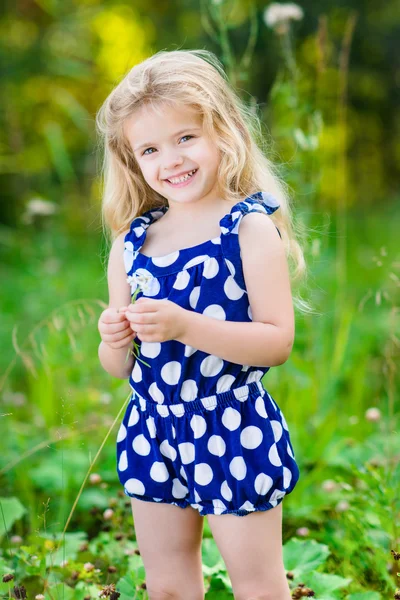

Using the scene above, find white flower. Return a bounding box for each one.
[263,3,304,28]
[22,197,57,224]
[365,407,381,422]
[127,268,160,296]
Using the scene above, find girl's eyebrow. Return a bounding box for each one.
[133,127,201,152]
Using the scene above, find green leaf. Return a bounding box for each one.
[0,496,27,537]
[283,538,330,576]
[41,531,88,566]
[305,571,353,599]
[115,573,138,600]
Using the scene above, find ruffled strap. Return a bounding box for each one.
[123,206,168,276]
[219,191,281,291]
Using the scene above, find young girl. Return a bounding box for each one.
[96,49,303,600]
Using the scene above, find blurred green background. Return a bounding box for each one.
[0,1,399,599]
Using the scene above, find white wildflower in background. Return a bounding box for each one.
[296,527,309,536]
[365,407,381,422]
[263,2,304,34]
[21,197,58,224]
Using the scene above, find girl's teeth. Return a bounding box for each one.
[168,170,196,184]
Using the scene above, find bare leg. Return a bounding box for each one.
[207,502,291,600]
[130,498,205,600]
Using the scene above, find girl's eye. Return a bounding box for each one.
[180,135,194,143]
[142,147,156,155]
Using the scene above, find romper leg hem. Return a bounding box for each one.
[195,495,285,517]
[123,488,190,510]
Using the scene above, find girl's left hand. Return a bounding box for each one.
[120,297,188,343]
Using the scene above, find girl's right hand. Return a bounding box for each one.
[98,307,136,349]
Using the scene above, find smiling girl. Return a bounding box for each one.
[96,49,305,600]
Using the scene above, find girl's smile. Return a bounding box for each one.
[163,168,198,187]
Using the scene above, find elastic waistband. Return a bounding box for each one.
[129,380,265,418]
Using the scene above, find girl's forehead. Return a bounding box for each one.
[125,103,203,142]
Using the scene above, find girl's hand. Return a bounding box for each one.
[124,297,187,343]
[98,306,137,349]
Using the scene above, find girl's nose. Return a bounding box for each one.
[163,151,184,171]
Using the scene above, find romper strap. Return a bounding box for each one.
[123,205,168,277]
[219,191,281,292]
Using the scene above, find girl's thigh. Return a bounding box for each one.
[130,498,205,598]
[207,502,290,600]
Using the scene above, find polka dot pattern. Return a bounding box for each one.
[116,381,300,517]
[115,193,299,517]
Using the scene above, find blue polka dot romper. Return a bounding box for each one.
[116,191,300,517]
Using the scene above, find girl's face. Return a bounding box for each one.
[124,102,222,206]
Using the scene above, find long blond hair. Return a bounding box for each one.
[96,48,313,314]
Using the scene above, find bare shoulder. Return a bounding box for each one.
[238,211,283,258]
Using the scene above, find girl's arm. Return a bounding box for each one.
[98,231,136,379]
[177,213,295,367]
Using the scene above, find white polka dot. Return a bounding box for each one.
[200,355,224,377]
[239,500,255,512]
[184,345,197,357]
[161,361,181,385]
[270,420,283,443]
[216,374,235,393]
[190,414,207,439]
[132,434,151,456]
[194,463,213,486]
[224,258,235,276]
[255,396,268,419]
[117,423,127,442]
[287,441,294,458]
[148,382,164,404]
[224,276,245,300]
[156,405,169,417]
[180,466,188,481]
[229,456,247,480]
[211,237,221,245]
[281,411,289,431]
[150,461,169,482]
[128,406,140,427]
[254,473,274,495]
[133,225,146,238]
[248,305,253,320]
[283,466,292,489]
[152,250,180,267]
[125,478,145,495]
[194,489,202,502]
[183,255,210,270]
[189,286,200,309]
[240,426,263,449]
[173,270,191,290]
[203,304,226,320]
[118,450,128,471]
[203,257,219,279]
[146,416,156,438]
[207,435,226,456]
[212,499,227,515]
[160,440,177,461]
[123,241,134,273]
[172,425,176,439]
[233,387,249,401]
[131,361,142,383]
[269,443,282,467]
[221,407,241,431]
[180,379,198,402]
[221,480,232,501]
[178,442,195,465]
[140,342,161,359]
[172,478,188,499]
[246,370,264,384]
[269,489,286,504]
